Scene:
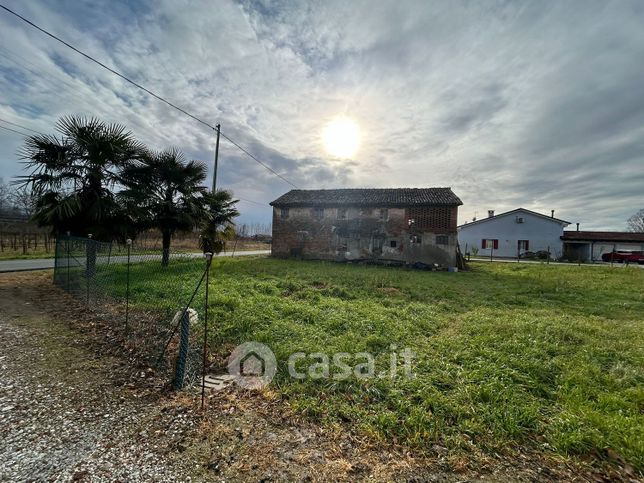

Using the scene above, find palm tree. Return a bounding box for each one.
[199,190,240,254]
[120,148,208,266]
[18,116,144,240]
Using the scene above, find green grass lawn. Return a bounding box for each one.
[110,257,644,470]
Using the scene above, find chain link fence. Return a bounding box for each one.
[53,235,212,389]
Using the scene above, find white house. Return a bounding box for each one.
[458,208,571,258]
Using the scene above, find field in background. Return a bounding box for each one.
[0,230,270,260]
[109,258,644,472]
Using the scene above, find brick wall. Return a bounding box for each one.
[406,206,458,233]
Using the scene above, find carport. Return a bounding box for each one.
[561,231,644,262]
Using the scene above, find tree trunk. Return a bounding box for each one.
[162,230,171,266]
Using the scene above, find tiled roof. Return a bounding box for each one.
[270,188,462,207]
[562,231,644,242]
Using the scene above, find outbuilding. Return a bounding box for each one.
[561,231,644,262]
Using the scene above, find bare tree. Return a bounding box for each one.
[0,178,10,216]
[9,186,38,218]
[627,209,644,232]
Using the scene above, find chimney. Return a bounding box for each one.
[551,210,555,218]
[487,210,494,218]
[576,223,580,232]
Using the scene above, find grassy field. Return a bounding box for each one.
[112,257,644,471]
[0,249,55,260]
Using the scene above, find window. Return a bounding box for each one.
[410,235,422,244]
[390,240,397,248]
[360,208,372,217]
[337,208,347,220]
[312,207,324,220]
[518,240,529,251]
[280,207,289,219]
[481,239,499,249]
[436,235,449,245]
[379,208,389,221]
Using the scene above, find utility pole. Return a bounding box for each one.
[212,123,221,192]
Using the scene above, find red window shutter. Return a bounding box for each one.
[493,240,499,249]
[482,239,487,249]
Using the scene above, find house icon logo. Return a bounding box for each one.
[227,342,277,389]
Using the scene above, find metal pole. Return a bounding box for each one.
[201,252,213,410]
[611,243,615,267]
[86,234,92,307]
[125,239,131,332]
[212,123,220,192]
[547,246,550,265]
[490,243,494,262]
[66,232,70,293]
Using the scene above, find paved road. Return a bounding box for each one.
[0,250,270,273]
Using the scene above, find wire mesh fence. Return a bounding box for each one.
[53,234,212,389]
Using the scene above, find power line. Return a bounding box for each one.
[237,197,268,207]
[0,124,30,136]
[0,117,44,134]
[218,133,298,188]
[0,3,299,189]
[0,48,186,145]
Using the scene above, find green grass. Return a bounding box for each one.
[109,257,644,470]
[0,250,55,260]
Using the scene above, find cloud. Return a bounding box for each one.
[0,0,643,229]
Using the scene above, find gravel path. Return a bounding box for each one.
[0,275,202,482]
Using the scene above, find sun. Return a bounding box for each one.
[322,117,361,158]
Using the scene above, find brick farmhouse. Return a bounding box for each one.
[270,188,463,266]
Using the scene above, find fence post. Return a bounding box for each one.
[125,239,132,333]
[66,233,71,293]
[201,253,213,410]
[53,236,58,283]
[174,310,190,390]
[86,234,93,306]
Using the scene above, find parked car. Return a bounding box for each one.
[601,250,644,264]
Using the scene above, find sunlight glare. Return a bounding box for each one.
[322,117,361,158]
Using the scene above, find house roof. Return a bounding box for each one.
[457,208,570,228]
[270,188,463,207]
[561,231,644,243]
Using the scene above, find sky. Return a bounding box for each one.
[0,0,643,230]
